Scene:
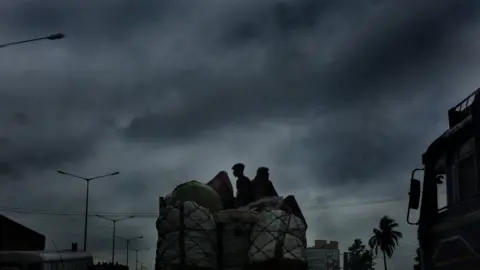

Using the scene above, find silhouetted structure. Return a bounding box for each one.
[407,88,480,269]
[0,214,45,251]
[232,163,253,207]
[251,167,278,201]
[1,248,93,269]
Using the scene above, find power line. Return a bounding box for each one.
[0,207,157,217]
[305,197,406,211]
[0,196,408,217]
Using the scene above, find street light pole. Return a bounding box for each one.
[135,249,139,270]
[0,33,65,48]
[57,170,119,251]
[133,248,150,270]
[96,215,135,264]
[116,236,143,269]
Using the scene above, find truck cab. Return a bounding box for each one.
[407,89,480,270]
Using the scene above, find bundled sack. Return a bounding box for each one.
[248,209,307,263]
[171,180,223,213]
[206,171,235,209]
[243,196,284,212]
[156,201,217,269]
[280,196,308,229]
[215,209,258,269]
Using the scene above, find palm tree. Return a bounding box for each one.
[368,215,403,270]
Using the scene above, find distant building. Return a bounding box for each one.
[91,262,128,270]
[306,240,340,270]
[0,214,45,251]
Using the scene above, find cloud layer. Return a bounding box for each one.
[0,1,479,269]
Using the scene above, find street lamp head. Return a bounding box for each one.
[110,172,119,175]
[57,170,65,174]
[47,33,65,40]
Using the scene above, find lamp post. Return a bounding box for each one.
[133,248,150,270]
[57,170,119,251]
[0,33,65,48]
[96,215,135,264]
[116,236,143,269]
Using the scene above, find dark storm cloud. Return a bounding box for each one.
[123,0,479,144]
[222,0,334,46]
[0,87,116,179]
[120,0,480,191]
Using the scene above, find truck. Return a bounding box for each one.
[407,88,480,269]
[0,215,46,251]
[0,248,93,270]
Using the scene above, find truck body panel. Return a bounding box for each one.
[0,215,45,251]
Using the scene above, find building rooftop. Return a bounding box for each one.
[309,239,339,249]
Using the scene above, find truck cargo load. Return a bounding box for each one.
[156,172,308,270]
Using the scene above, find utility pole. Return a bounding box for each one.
[132,248,150,270]
[96,215,135,264]
[57,170,119,251]
[116,235,143,269]
[135,249,139,270]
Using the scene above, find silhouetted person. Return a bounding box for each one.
[251,167,278,201]
[233,163,253,207]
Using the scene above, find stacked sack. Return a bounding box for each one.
[208,171,257,270]
[156,181,221,270]
[244,197,308,270]
[155,172,308,270]
[214,209,257,270]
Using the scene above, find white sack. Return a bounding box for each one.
[249,209,306,263]
[156,201,217,268]
[215,209,258,268]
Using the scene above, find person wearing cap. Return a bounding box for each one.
[232,163,253,207]
[251,166,278,201]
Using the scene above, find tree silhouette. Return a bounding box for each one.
[368,216,403,270]
[347,239,376,270]
[413,247,420,270]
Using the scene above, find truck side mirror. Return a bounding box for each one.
[407,168,423,225]
[409,178,421,210]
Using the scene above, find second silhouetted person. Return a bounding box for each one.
[251,166,278,201]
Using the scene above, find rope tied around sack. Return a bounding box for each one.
[157,201,217,268]
[249,209,306,262]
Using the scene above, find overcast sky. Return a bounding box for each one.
[0,0,479,269]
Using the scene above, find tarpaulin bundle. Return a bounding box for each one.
[214,209,258,269]
[207,171,235,210]
[171,180,223,213]
[280,195,308,230]
[248,209,307,269]
[156,201,217,270]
